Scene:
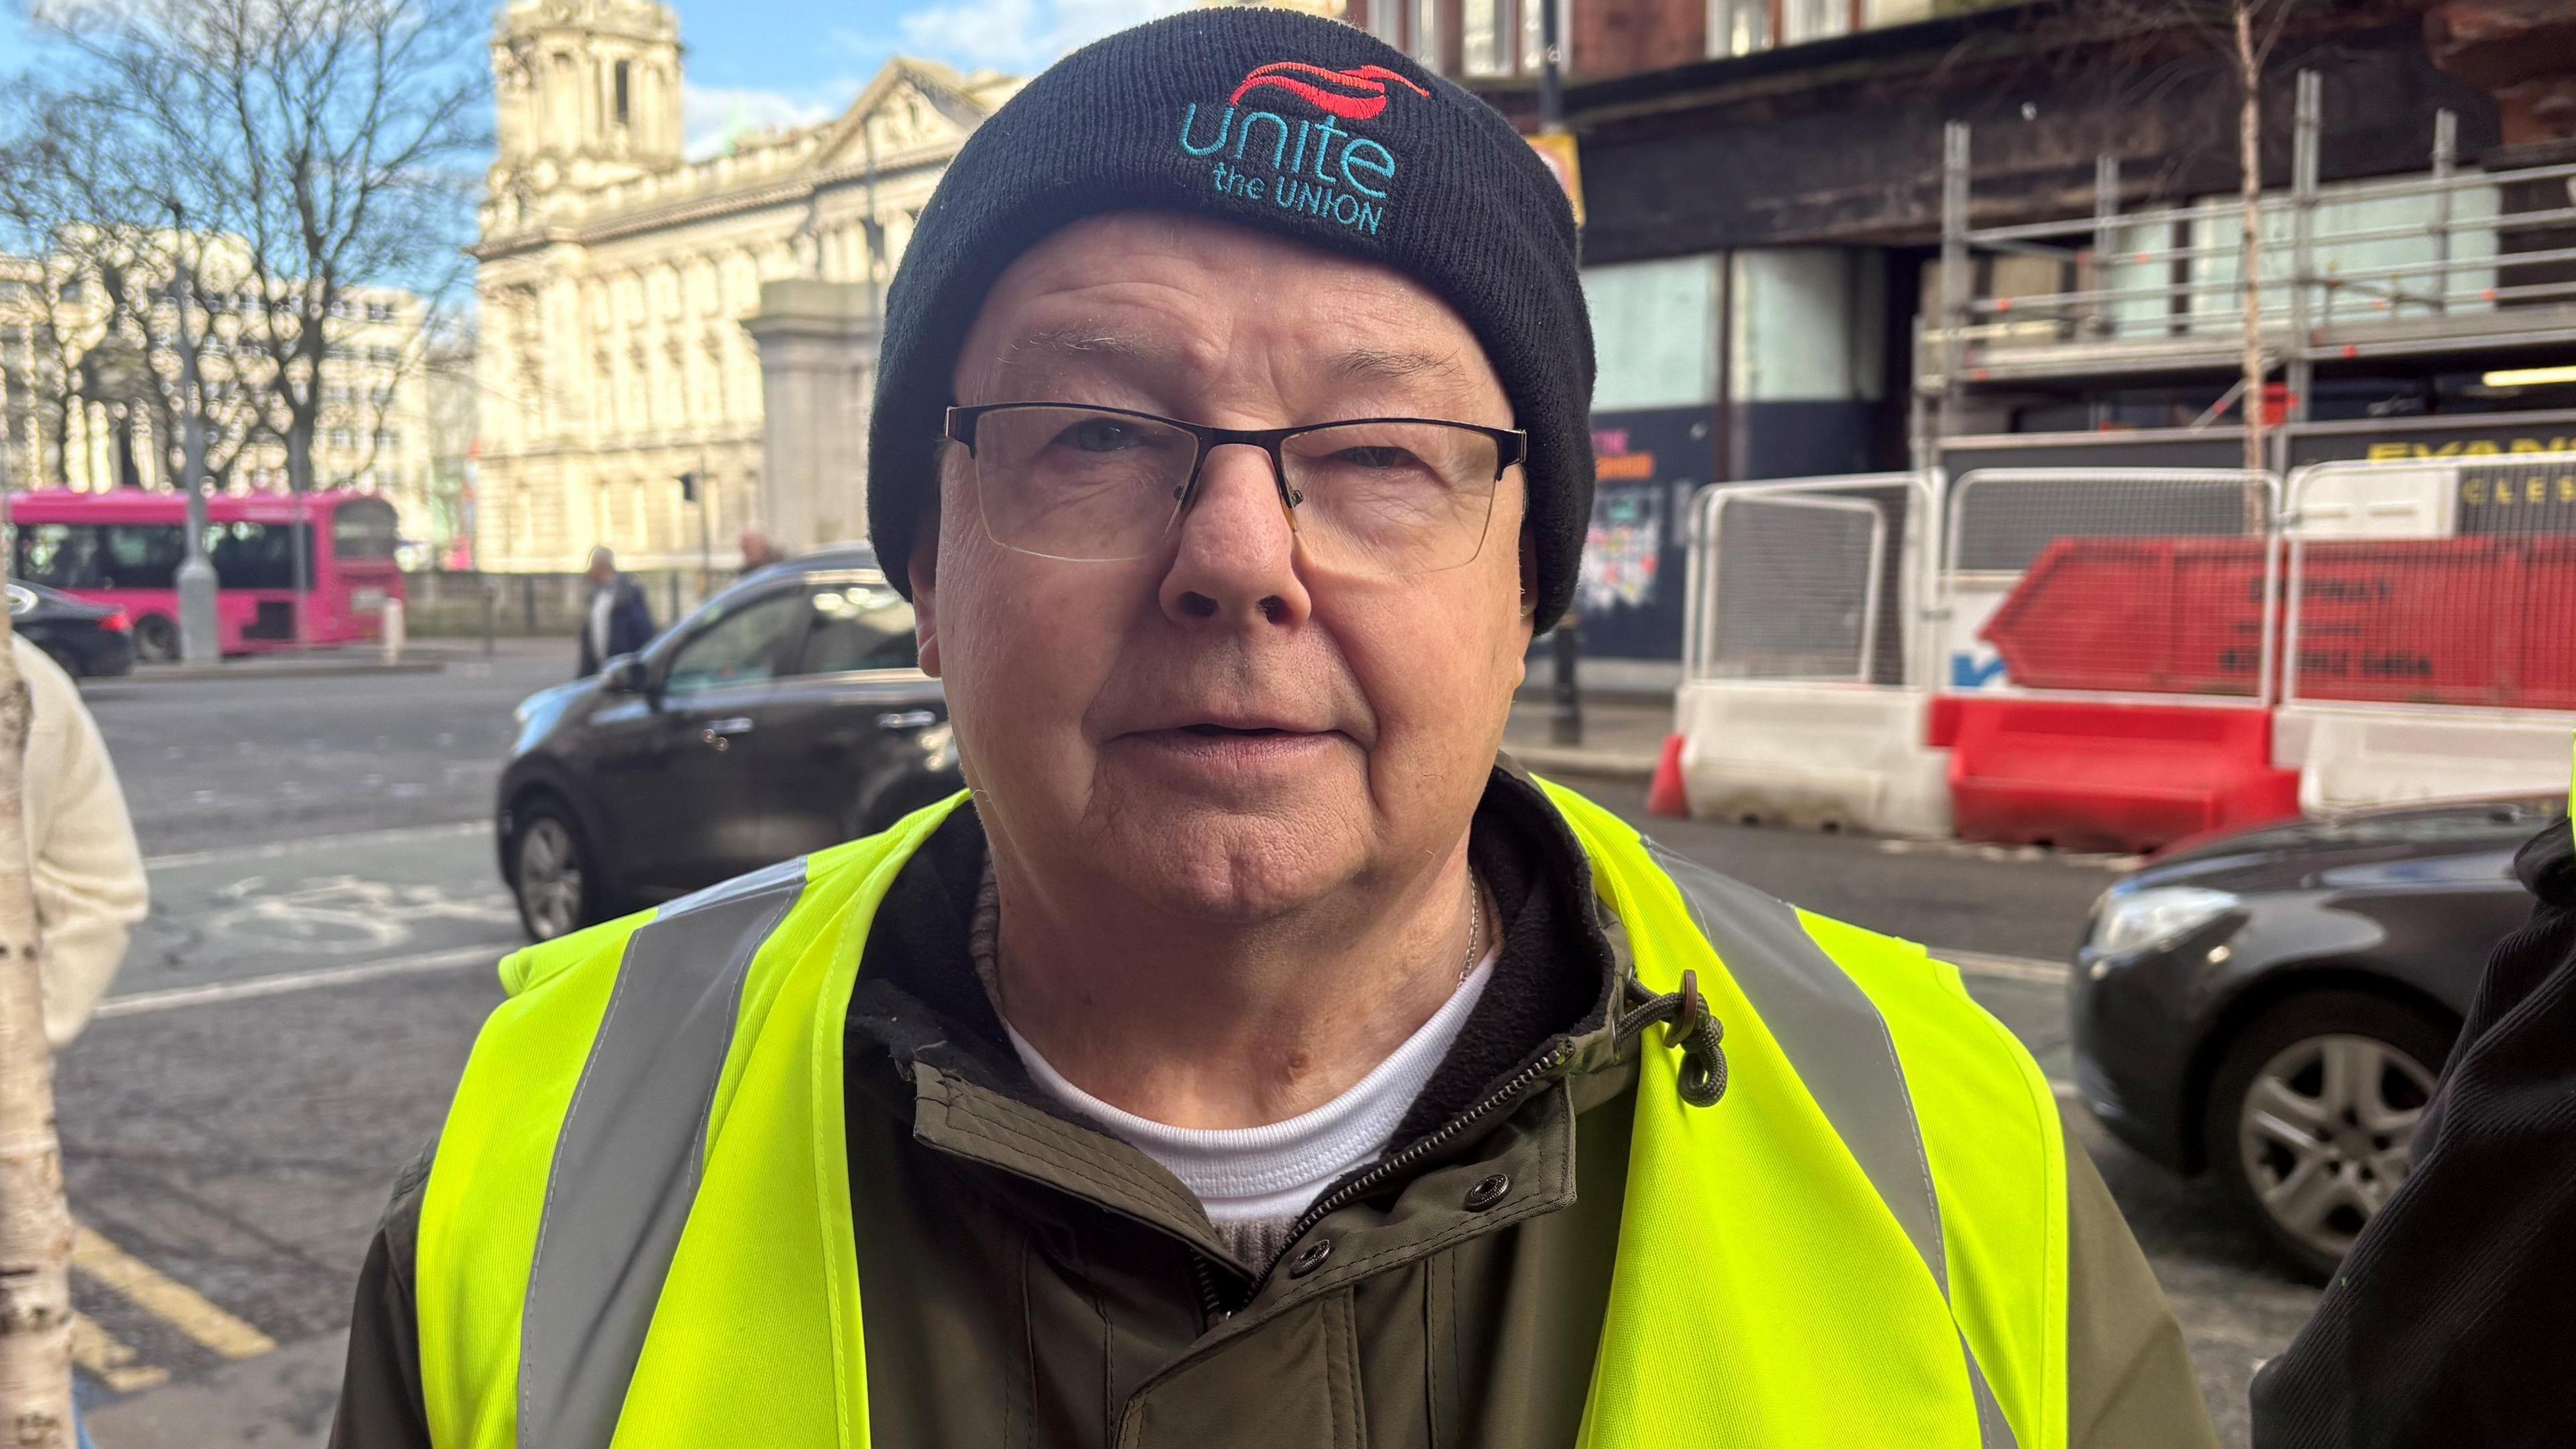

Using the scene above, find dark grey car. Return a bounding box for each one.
[496,548,963,941]
[2071,794,2563,1278]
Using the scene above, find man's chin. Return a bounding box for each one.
[1078,793,1370,924]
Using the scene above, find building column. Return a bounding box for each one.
[741,278,877,555]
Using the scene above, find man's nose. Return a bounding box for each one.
[1158,444,1312,629]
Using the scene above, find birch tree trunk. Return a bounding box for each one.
[2237,0,2269,478]
[0,603,71,1447]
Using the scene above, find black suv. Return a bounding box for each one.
[497,547,962,940]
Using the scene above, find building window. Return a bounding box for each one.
[375,428,401,448]
[1709,0,1771,56]
[1780,0,1850,46]
[1411,0,1440,68]
[613,60,631,126]
[369,345,400,366]
[1464,0,1507,75]
[365,301,394,323]
[1522,0,1569,74]
[1365,0,1402,48]
[328,427,355,449]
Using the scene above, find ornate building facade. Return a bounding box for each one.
[471,0,1018,572]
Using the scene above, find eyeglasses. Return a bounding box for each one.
[942,403,1525,576]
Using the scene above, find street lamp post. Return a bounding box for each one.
[165,203,219,666]
[1539,0,1583,747]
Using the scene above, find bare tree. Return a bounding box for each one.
[0,87,268,494]
[35,0,488,499]
[2024,0,2344,474]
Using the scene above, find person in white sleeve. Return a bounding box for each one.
[16,635,149,1046]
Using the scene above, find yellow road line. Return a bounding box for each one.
[71,1224,278,1360]
[70,1313,170,1393]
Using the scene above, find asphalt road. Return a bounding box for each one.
[53,648,2314,1447]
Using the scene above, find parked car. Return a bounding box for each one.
[2072,794,2563,1278]
[496,547,961,941]
[10,582,136,679]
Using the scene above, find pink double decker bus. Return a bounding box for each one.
[7,489,405,660]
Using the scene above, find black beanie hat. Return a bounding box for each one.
[867,6,1595,629]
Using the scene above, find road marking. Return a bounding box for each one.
[144,819,491,871]
[71,1224,277,1361]
[1940,948,2072,985]
[92,941,515,1020]
[70,1313,169,1393]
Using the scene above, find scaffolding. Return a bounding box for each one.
[1921,70,2576,443]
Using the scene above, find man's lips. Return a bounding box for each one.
[1109,719,1356,762]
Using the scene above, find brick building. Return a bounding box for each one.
[1289,0,2576,661]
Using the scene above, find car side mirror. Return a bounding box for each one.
[602,655,649,694]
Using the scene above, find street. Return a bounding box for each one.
[58,647,2312,1447]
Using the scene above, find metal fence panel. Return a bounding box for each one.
[1684,473,1934,687]
[1941,468,2282,704]
[2284,455,2576,711]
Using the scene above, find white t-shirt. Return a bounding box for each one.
[1006,941,1499,1268]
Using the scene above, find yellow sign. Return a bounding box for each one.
[1527,131,1585,228]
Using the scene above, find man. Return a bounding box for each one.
[738,528,787,573]
[2250,802,2576,1448]
[332,12,2215,1446]
[20,636,148,1046]
[573,545,653,678]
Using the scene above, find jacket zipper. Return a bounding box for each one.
[1274,1040,1578,1260]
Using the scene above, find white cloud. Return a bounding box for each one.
[680,83,853,160]
[891,0,1189,74]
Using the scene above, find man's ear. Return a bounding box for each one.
[909,492,943,680]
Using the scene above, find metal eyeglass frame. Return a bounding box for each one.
[942,402,1527,557]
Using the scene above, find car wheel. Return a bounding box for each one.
[508,798,596,943]
[131,614,180,664]
[2204,990,2453,1280]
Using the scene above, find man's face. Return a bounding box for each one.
[914,211,1533,922]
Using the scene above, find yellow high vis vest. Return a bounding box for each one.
[417,783,2070,1448]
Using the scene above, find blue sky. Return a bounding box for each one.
[0,0,1186,158]
[672,0,1187,155]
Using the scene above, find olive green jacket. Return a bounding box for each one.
[331,770,2217,1448]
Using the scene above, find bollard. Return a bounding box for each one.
[1549,623,1583,747]
[482,580,497,656]
[380,597,407,665]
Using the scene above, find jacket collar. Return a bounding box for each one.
[840,762,1635,1267]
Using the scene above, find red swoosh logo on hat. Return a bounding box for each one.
[1228,62,1430,121]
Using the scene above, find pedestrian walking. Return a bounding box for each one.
[331,11,2215,1447]
[573,546,654,679]
[17,636,148,1048]
[2249,802,2576,1448]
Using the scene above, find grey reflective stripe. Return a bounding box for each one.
[1966,1334,2016,1448]
[1646,842,2019,1449]
[518,857,808,1449]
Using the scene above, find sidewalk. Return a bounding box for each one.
[107,651,443,686]
[1503,695,1672,781]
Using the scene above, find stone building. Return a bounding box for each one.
[0,236,438,549]
[470,0,1018,573]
